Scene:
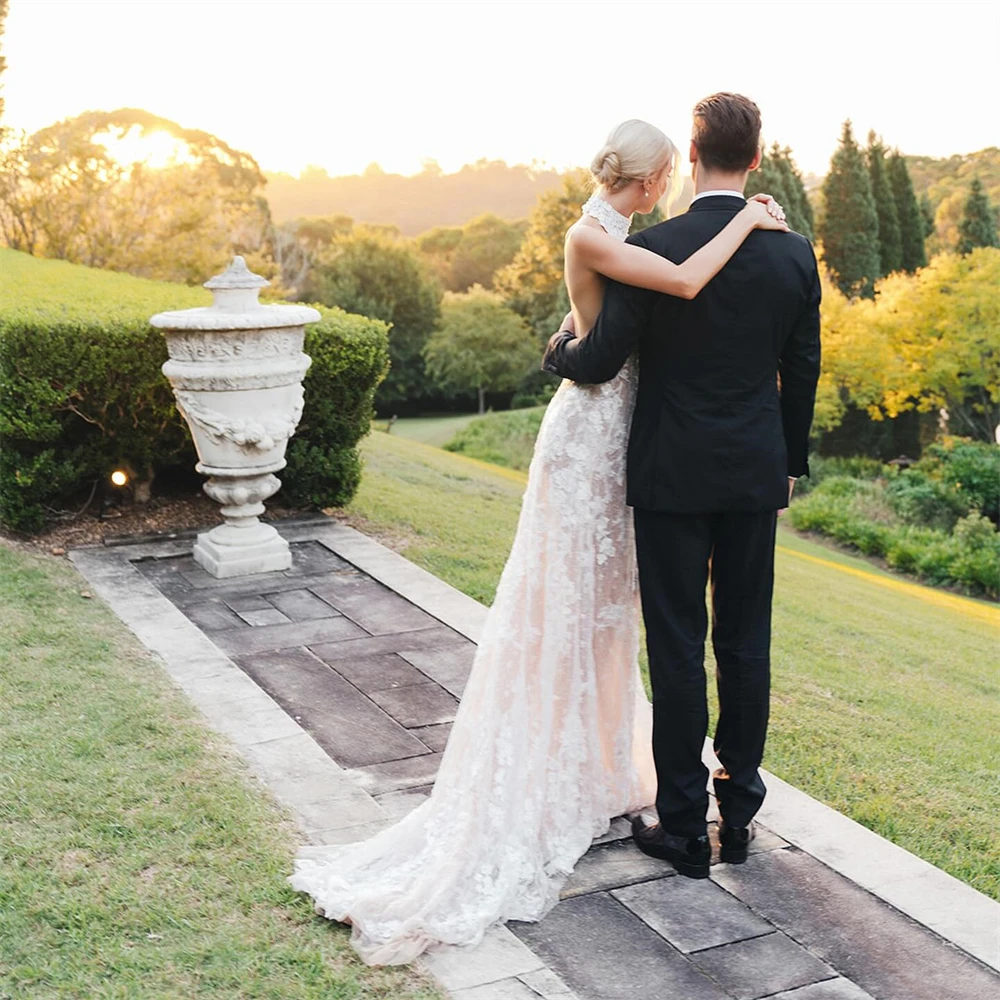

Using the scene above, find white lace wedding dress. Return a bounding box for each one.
[290,194,656,965]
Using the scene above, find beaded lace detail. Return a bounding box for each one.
[581,193,632,241]
[290,188,655,967]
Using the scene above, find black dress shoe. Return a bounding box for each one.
[718,819,755,864]
[631,814,710,879]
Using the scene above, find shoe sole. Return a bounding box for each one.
[719,847,749,864]
[633,839,710,879]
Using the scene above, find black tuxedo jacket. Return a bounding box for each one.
[543,195,822,513]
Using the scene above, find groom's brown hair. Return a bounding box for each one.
[692,93,762,172]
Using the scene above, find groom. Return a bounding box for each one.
[543,93,821,878]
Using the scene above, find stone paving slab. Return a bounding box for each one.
[612,875,774,953]
[310,574,441,635]
[410,722,454,753]
[772,980,875,1000]
[309,625,463,664]
[421,925,545,993]
[397,641,476,699]
[71,521,1000,1000]
[263,587,342,621]
[236,647,431,767]
[712,848,999,1000]
[213,615,366,656]
[368,681,459,728]
[559,839,676,899]
[329,652,432,693]
[348,752,446,795]
[512,891,732,1000]
[690,932,837,1000]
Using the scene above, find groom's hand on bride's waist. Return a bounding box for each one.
[541,327,578,376]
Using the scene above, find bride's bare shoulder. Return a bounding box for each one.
[565,217,612,253]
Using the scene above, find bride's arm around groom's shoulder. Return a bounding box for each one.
[542,233,657,385]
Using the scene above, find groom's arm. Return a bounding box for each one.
[779,243,822,479]
[542,233,657,384]
[542,275,656,384]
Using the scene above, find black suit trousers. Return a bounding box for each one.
[633,508,777,838]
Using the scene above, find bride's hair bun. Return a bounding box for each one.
[590,120,678,194]
[591,147,624,189]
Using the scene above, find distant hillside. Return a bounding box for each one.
[905,148,999,253]
[264,160,565,234]
[906,147,1000,205]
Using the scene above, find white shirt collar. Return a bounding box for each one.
[692,189,747,203]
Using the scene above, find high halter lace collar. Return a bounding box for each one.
[581,193,631,242]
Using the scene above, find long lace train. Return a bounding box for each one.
[290,198,656,965]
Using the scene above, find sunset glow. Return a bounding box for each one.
[94,128,195,171]
[4,0,998,181]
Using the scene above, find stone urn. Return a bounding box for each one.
[151,257,320,578]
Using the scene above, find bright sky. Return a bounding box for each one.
[5,0,998,179]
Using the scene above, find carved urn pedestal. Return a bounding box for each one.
[152,257,320,578]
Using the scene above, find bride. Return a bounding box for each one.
[290,119,788,965]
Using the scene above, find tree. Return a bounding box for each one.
[0,109,270,283]
[867,133,903,276]
[746,146,791,220]
[903,147,1000,254]
[449,214,525,291]
[819,121,881,299]
[745,144,814,239]
[302,231,441,410]
[424,286,539,413]
[268,213,354,298]
[817,248,1000,441]
[629,201,665,236]
[919,193,936,238]
[957,179,999,254]
[494,170,591,336]
[888,150,928,272]
[415,224,464,287]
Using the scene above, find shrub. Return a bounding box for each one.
[886,470,970,532]
[789,475,1000,597]
[0,250,387,532]
[795,454,887,495]
[443,407,547,471]
[282,307,389,508]
[917,438,1000,524]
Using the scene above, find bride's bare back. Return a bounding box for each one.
[563,194,787,336]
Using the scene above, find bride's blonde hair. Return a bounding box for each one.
[591,119,681,209]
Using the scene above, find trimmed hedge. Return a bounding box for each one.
[0,250,388,532]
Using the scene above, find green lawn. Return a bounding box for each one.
[376,413,480,448]
[0,543,442,1000]
[349,431,1000,898]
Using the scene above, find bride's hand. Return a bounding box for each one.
[744,194,789,232]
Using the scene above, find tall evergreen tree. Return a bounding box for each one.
[919,193,936,239]
[957,178,999,254]
[782,146,816,239]
[745,144,813,239]
[866,133,903,276]
[820,121,881,298]
[744,146,789,207]
[888,150,928,272]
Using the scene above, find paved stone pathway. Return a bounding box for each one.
[73,523,1000,1000]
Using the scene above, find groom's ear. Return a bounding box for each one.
[689,140,698,166]
[747,146,763,172]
